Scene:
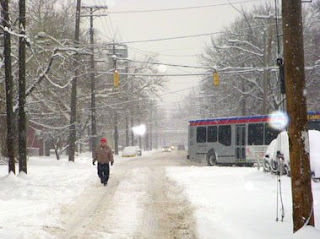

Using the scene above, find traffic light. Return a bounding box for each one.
[113,70,119,88]
[213,71,219,86]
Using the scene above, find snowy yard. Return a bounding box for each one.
[0,151,319,238]
[167,166,320,239]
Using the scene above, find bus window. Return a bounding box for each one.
[248,123,263,145]
[308,121,320,131]
[197,127,206,143]
[207,126,217,142]
[265,124,280,145]
[218,125,231,146]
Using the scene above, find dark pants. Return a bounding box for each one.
[97,163,110,184]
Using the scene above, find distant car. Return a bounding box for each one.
[122,146,138,157]
[177,144,185,151]
[162,146,171,152]
[170,145,175,150]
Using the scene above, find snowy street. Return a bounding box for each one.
[1,150,320,238]
[48,151,196,239]
[0,151,197,239]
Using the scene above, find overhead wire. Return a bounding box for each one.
[106,0,262,14]
[120,31,225,44]
[119,58,212,70]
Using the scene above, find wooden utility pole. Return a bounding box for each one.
[89,8,97,156]
[68,0,81,162]
[18,0,27,173]
[81,5,108,157]
[282,0,314,232]
[114,112,118,155]
[1,1,15,174]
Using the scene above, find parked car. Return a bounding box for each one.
[162,146,172,152]
[263,130,320,181]
[122,146,138,157]
[263,131,289,174]
[134,146,142,156]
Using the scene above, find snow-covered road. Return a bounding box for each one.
[48,151,197,239]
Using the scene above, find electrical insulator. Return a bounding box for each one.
[113,70,119,88]
[213,71,219,86]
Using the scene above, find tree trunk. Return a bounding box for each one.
[68,0,81,162]
[282,0,314,232]
[1,1,15,174]
[18,0,27,173]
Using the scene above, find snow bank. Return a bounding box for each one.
[166,166,320,239]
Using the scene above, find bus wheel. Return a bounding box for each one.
[207,153,217,166]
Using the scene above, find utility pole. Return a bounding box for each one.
[125,66,129,147]
[114,111,118,155]
[282,0,314,232]
[150,104,153,150]
[89,8,97,156]
[155,105,158,150]
[112,43,119,155]
[81,5,108,157]
[18,0,27,173]
[1,1,15,174]
[131,75,135,146]
[68,0,81,162]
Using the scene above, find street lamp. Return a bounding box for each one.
[132,124,146,153]
[132,124,146,136]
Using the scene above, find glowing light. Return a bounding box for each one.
[268,111,289,130]
[132,124,146,136]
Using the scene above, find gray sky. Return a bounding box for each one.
[82,0,266,109]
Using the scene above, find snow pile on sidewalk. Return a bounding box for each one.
[166,167,320,239]
[0,153,96,238]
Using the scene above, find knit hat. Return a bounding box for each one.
[100,137,107,143]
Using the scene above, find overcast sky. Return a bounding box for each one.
[81,0,268,110]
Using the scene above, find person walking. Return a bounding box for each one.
[93,137,114,186]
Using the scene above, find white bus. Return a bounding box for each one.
[188,112,320,166]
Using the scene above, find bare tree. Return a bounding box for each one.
[1,0,15,173]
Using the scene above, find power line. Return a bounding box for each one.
[120,58,212,70]
[121,31,225,44]
[107,0,261,14]
[118,23,271,44]
[127,45,198,58]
